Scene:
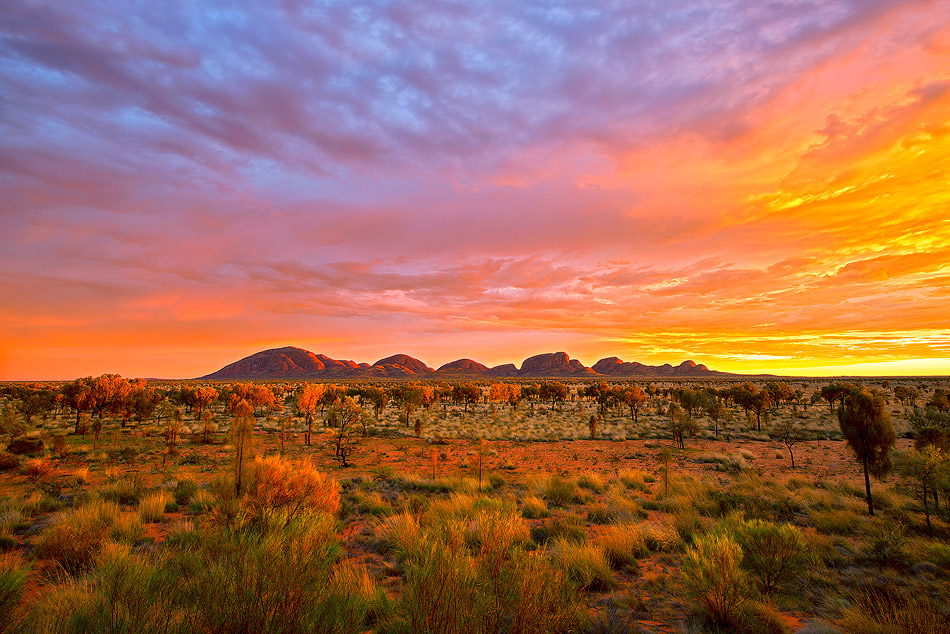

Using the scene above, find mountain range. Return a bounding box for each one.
[199,347,730,380]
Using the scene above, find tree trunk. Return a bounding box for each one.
[863,454,874,516]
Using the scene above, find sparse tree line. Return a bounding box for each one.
[3,375,950,522]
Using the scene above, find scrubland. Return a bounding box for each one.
[0,377,948,633]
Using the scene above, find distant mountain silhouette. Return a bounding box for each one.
[200,347,731,380]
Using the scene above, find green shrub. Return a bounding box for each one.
[520,495,550,519]
[100,477,144,506]
[836,587,946,634]
[597,524,648,569]
[173,479,199,506]
[727,516,810,594]
[586,503,613,525]
[542,476,591,506]
[187,489,215,514]
[0,559,28,628]
[641,522,682,553]
[577,473,607,494]
[139,491,173,524]
[552,539,615,592]
[682,533,753,626]
[861,519,909,568]
[533,514,588,545]
[37,499,121,573]
[391,522,580,634]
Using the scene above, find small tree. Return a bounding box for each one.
[295,384,323,447]
[897,446,948,532]
[327,396,363,468]
[837,387,896,516]
[706,400,728,437]
[231,399,255,497]
[770,419,808,469]
[620,385,648,424]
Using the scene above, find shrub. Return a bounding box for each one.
[533,514,588,545]
[811,509,862,536]
[597,524,648,569]
[641,522,682,553]
[682,533,753,626]
[19,457,51,479]
[242,455,340,526]
[138,491,173,524]
[6,438,43,456]
[586,503,613,525]
[728,516,810,594]
[188,489,215,514]
[552,539,616,592]
[861,519,908,568]
[618,469,651,492]
[30,544,178,634]
[0,557,28,628]
[37,499,121,573]
[393,521,581,634]
[542,476,591,506]
[111,513,145,545]
[100,477,144,506]
[578,473,607,494]
[173,479,199,506]
[172,514,376,634]
[520,495,550,519]
[836,587,946,634]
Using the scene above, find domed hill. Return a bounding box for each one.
[486,363,519,377]
[371,354,434,376]
[200,346,361,379]
[436,359,489,374]
[591,356,721,377]
[518,352,598,377]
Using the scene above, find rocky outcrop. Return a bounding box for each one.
[519,352,596,377]
[591,357,717,377]
[436,359,489,374]
[201,347,726,380]
[372,354,433,375]
[201,346,363,379]
[485,363,520,377]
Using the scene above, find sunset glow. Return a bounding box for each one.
[3,1,950,379]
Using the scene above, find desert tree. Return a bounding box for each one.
[893,385,919,407]
[61,377,93,434]
[770,419,808,469]
[750,391,772,432]
[359,386,388,420]
[706,399,728,437]
[295,384,324,446]
[391,383,425,425]
[12,385,57,426]
[667,402,698,450]
[837,386,896,516]
[674,388,707,420]
[88,373,128,425]
[231,398,255,496]
[620,385,648,424]
[928,388,950,413]
[451,383,481,413]
[326,396,363,468]
[897,446,948,532]
[192,386,219,423]
[540,381,570,411]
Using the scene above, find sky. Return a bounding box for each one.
[2,0,950,380]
